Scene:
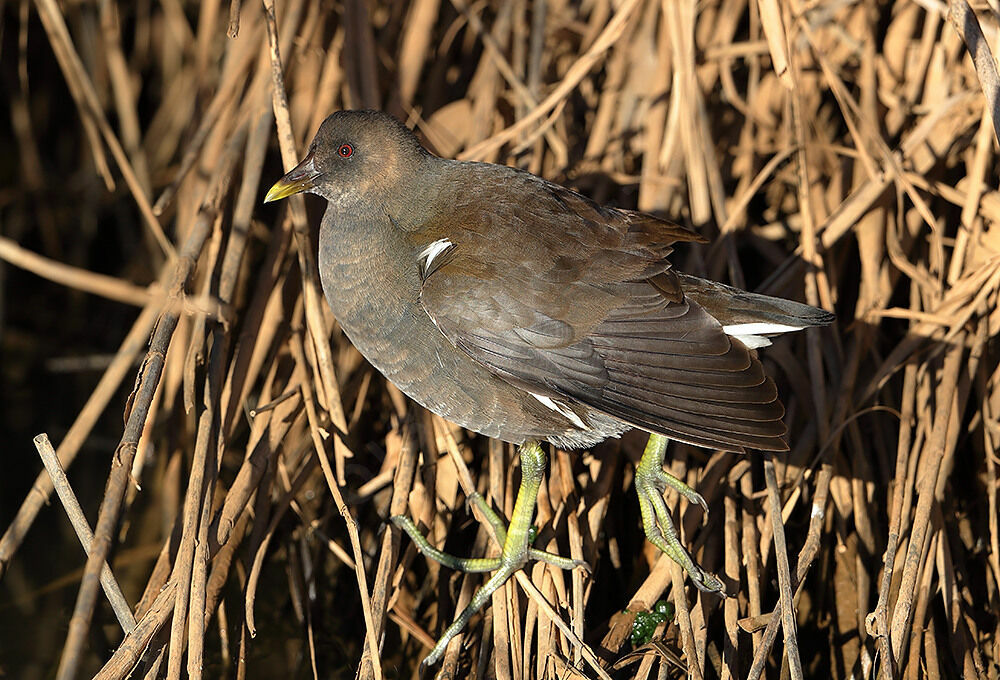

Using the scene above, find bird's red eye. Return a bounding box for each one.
[338,143,353,158]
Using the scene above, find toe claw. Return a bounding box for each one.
[464,491,483,513]
[691,568,727,596]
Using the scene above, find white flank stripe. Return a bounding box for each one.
[419,238,453,275]
[530,393,588,429]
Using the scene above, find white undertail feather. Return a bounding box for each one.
[530,393,588,430]
[722,322,806,350]
[418,238,454,276]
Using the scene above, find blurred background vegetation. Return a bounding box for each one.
[0,0,998,678]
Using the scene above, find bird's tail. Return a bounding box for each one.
[678,273,835,349]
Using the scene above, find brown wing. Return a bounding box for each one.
[417,167,787,452]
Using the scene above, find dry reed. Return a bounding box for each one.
[0,1,998,678]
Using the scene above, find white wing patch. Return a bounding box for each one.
[723,322,806,350]
[419,238,454,277]
[530,393,588,430]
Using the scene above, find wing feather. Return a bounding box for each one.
[416,166,787,451]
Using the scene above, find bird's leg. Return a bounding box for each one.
[634,433,725,594]
[463,491,584,570]
[391,440,588,668]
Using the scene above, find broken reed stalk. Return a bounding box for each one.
[1,1,998,678]
[57,204,216,680]
[33,434,136,634]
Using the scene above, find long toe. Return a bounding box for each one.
[528,548,592,572]
[654,468,709,515]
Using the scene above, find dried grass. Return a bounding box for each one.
[0,0,998,678]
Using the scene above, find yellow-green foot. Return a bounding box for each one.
[635,434,725,594]
[390,440,589,668]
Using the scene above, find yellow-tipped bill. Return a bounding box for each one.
[264,152,319,202]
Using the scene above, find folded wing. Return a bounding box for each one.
[418,171,788,452]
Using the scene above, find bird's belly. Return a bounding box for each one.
[317,228,567,444]
[333,296,541,443]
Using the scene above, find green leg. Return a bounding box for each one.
[465,492,586,571]
[635,434,725,594]
[390,440,588,668]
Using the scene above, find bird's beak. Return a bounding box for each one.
[264,152,320,202]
